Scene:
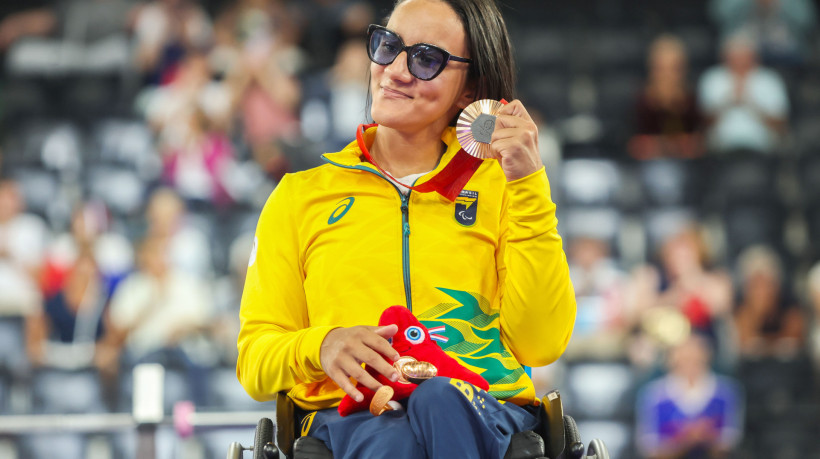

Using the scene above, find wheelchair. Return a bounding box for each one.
[228,389,610,459]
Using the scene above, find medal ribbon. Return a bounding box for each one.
[356,124,482,202]
[356,99,507,202]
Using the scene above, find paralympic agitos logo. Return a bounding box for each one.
[454,190,478,227]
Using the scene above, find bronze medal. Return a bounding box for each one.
[392,356,438,384]
[370,385,395,416]
[456,99,505,159]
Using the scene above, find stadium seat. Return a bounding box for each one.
[519,74,570,120]
[0,317,30,380]
[560,159,622,207]
[560,207,622,249]
[706,153,780,208]
[31,367,107,414]
[513,27,570,72]
[206,366,276,412]
[672,26,716,71]
[590,29,645,73]
[722,203,786,260]
[638,159,704,208]
[561,362,635,422]
[85,164,147,218]
[18,432,86,458]
[9,166,61,219]
[642,206,698,254]
[91,118,159,175]
[798,73,820,113]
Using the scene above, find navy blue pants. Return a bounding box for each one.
[299,377,539,459]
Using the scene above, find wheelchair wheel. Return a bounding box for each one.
[254,418,274,459]
[585,438,610,459]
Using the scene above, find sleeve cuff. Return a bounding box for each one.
[299,325,341,382]
[505,167,557,228]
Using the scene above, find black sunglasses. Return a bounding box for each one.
[367,24,472,81]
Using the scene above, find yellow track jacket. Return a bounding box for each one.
[237,125,576,410]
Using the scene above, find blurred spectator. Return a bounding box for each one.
[61,0,133,42]
[98,236,214,403]
[295,0,374,72]
[211,231,254,364]
[733,245,804,358]
[698,33,789,154]
[0,176,47,318]
[161,106,236,207]
[1,0,136,78]
[301,38,370,152]
[225,4,303,178]
[28,201,132,369]
[709,0,817,66]
[636,333,743,458]
[629,35,704,160]
[628,227,734,354]
[563,236,632,361]
[139,52,236,206]
[0,3,56,54]
[132,0,213,85]
[141,50,232,136]
[212,0,300,74]
[144,187,212,278]
[808,262,820,376]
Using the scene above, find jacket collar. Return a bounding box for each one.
[321,124,482,202]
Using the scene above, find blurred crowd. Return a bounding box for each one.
[0,0,819,458]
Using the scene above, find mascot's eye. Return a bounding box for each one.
[387,337,393,345]
[405,326,425,344]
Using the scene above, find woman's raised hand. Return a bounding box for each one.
[319,325,401,402]
[490,99,543,182]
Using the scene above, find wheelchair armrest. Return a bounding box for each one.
[562,415,584,459]
[276,391,295,458]
[540,390,565,459]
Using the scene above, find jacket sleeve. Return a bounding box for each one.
[236,174,337,401]
[497,166,576,367]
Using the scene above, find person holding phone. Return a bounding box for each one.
[237,0,576,457]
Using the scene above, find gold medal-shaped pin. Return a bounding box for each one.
[457,99,505,159]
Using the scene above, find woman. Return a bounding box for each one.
[236,0,576,457]
[733,245,804,358]
[629,35,703,160]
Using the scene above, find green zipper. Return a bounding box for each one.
[400,193,412,312]
[322,156,414,311]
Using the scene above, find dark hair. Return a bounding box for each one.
[365,0,516,123]
[412,0,517,102]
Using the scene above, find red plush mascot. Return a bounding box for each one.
[337,305,489,416]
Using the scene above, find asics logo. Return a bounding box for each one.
[328,197,355,224]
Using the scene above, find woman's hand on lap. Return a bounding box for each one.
[320,324,401,402]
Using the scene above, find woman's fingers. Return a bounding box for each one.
[326,364,364,402]
[488,99,542,181]
[370,324,400,360]
[319,325,400,400]
[496,98,534,122]
[345,355,385,394]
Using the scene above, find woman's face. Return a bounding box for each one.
[369,0,473,134]
[651,44,685,81]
